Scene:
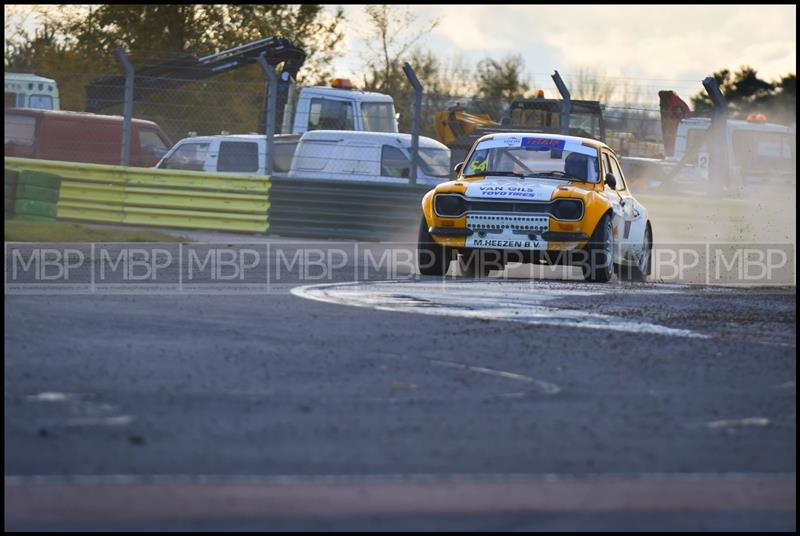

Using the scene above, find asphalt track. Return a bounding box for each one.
[4,236,796,531]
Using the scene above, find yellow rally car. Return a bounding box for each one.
[418,133,653,282]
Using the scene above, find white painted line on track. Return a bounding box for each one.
[430,359,561,395]
[24,392,80,402]
[705,417,771,430]
[291,280,708,339]
[60,415,135,427]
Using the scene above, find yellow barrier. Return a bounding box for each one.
[5,157,270,233]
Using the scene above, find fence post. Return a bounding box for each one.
[403,62,423,185]
[552,70,572,136]
[281,77,297,135]
[702,76,730,193]
[115,47,134,166]
[257,53,277,176]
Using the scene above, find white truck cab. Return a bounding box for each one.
[623,115,796,195]
[286,79,398,135]
[672,116,795,183]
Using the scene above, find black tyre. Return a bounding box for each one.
[417,216,450,276]
[582,213,614,282]
[617,223,652,282]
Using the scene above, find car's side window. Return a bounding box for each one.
[218,141,259,173]
[602,153,613,187]
[608,155,627,191]
[381,145,410,178]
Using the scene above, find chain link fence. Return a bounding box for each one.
[6,64,795,197]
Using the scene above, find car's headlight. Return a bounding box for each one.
[434,194,467,217]
[552,199,583,220]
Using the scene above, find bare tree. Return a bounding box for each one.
[567,67,616,103]
[360,5,439,93]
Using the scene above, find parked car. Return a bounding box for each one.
[158,130,452,186]
[418,133,653,282]
[157,134,300,174]
[288,130,451,185]
[4,109,172,167]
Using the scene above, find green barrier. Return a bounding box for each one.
[269,177,430,242]
[18,170,62,189]
[14,199,58,219]
[15,183,60,203]
[5,157,270,234]
[4,169,16,217]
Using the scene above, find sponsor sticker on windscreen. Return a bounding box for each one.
[522,137,565,150]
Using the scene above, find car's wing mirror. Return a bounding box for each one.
[453,162,464,175]
[605,172,617,190]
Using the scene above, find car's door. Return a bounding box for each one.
[608,152,648,262]
[600,151,627,262]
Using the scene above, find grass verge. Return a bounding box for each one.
[5,219,190,243]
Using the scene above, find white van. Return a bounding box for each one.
[287,130,451,185]
[157,131,452,185]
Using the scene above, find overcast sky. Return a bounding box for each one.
[6,4,796,103]
[328,4,796,100]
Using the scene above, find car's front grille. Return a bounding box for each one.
[467,200,550,213]
[434,194,584,221]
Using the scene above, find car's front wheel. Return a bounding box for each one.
[417,216,450,276]
[582,213,614,282]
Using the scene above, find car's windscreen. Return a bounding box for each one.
[418,147,451,177]
[159,142,210,171]
[463,136,600,183]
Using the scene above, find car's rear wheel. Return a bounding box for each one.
[618,223,652,282]
[417,216,450,276]
[582,213,614,283]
